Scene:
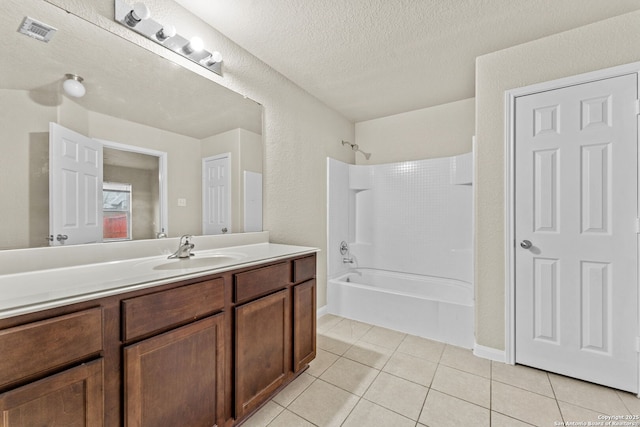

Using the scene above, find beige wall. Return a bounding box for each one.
[46,0,355,308]
[355,98,475,164]
[202,128,263,233]
[475,10,640,350]
[0,89,55,249]
[104,164,158,240]
[88,110,203,237]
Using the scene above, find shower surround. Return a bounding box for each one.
[326,153,474,347]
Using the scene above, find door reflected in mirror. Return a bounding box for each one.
[0,0,263,250]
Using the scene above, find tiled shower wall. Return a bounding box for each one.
[327,153,473,283]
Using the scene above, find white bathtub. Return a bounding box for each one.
[327,268,474,348]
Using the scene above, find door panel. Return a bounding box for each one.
[515,73,638,393]
[202,154,231,235]
[49,123,103,245]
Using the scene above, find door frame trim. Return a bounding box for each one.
[96,139,169,237]
[504,62,640,381]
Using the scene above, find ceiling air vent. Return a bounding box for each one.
[18,17,57,43]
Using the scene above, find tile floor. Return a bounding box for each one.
[243,315,640,427]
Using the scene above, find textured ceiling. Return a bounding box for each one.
[175,0,640,122]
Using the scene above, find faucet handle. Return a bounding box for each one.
[180,234,193,243]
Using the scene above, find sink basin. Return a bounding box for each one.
[152,254,243,271]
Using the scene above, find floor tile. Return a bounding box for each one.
[272,373,315,407]
[490,412,536,427]
[317,333,351,355]
[491,362,554,398]
[382,351,438,387]
[323,318,372,343]
[317,314,343,333]
[360,325,407,350]
[242,315,639,427]
[287,380,359,427]
[431,365,490,408]
[492,381,562,426]
[440,345,491,378]
[319,357,379,396]
[342,399,415,427]
[364,371,428,420]
[343,339,394,369]
[268,409,315,427]
[240,401,284,427]
[396,334,445,363]
[549,373,629,415]
[558,401,611,424]
[306,348,339,377]
[617,390,640,414]
[419,389,489,427]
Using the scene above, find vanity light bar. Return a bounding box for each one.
[114,0,222,76]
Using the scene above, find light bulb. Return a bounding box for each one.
[204,51,223,66]
[156,24,176,42]
[124,2,151,27]
[63,74,86,98]
[183,36,203,54]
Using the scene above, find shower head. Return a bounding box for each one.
[341,140,371,160]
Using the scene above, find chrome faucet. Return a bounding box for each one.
[168,234,195,259]
[342,257,354,264]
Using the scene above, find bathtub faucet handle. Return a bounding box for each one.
[339,241,349,255]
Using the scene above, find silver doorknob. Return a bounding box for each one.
[56,234,68,242]
[520,240,532,249]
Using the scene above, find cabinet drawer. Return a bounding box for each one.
[122,278,224,341]
[0,307,102,389]
[234,262,290,304]
[293,255,316,283]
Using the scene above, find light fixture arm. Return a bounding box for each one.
[114,0,223,76]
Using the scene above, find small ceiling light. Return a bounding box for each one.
[124,2,150,27]
[155,24,176,42]
[203,51,223,66]
[183,36,203,54]
[63,74,86,98]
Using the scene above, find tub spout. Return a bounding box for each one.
[342,257,354,264]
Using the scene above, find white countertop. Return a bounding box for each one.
[0,243,317,319]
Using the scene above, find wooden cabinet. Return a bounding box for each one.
[0,252,316,427]
[0,307,102,389]
[0,359,103,426]
[292,255,317,373]
[235,290,290,419]
[293,279,316,372]
[124,314,224,427]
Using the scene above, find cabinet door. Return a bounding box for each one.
[124,314,224,427]
[235,290,290,419]
[293,279,316,372]
[0,359,103,426]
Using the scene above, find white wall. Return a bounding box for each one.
[355,98,475,164]
[46,0,355,308]
[475,9,640,351]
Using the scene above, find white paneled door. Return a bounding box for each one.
[515,74,638,393]
[49,123,103,246]
[202,154,231,235]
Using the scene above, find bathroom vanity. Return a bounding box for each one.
[0,241,316,427]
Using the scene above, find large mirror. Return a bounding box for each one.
[0,0,263,250]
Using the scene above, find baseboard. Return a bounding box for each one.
[316,305,328,318]
[473,342,506,363]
